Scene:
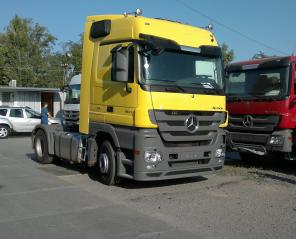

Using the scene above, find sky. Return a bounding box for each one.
[0,0,295,61]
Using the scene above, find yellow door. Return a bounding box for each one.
[91,43,138,127]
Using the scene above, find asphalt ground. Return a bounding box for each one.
[0,135,296,239]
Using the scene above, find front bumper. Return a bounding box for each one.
[117,128,226,181]
[226,129,293,155]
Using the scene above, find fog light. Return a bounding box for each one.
[146,165,156,170]
[215,148,225,158]
[269,136,284,145]
[144,151,162,163]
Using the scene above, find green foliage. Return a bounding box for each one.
[63,33,83,76]
[0,15,59,87]
[221,43,235,66]
[0,16,83,88]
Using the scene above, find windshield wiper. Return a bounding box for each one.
[227,94,246,102]
[148,78,176,83]
[227,94,280,102]
[190,82,223,95]
[164,86,186,93]
[249,94,281,101]
[146,79,186,92]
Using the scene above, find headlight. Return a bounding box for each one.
[215,148,225,158]
[268,135,284,145]
[144,151,162,163]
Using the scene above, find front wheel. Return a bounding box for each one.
[0,125,10,139]
[98,141,117,185]
[34,130,53,164]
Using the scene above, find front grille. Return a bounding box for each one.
[228,114,279,133]
[165,168,211,176]
[152,110,225,143]
[64,110,79,121]
[168,158,210,168]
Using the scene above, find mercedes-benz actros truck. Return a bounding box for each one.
[226,56,296,160]
[32,10,228,185]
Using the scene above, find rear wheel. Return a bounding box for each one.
[0,125,9,139]
[98,141,117,185]
[34,130,53,164]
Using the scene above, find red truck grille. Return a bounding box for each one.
[228,114,280,133]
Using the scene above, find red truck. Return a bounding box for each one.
[225,56,296,160]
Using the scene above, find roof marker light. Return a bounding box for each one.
[123,8,143,17]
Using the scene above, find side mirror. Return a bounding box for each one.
[111,45,129,83]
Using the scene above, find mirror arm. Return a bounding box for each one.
[126,83,132,93]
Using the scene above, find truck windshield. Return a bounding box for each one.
[65,84,80,104]
[226,67,289,100]
[141,50,223,94]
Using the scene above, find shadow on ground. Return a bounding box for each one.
[249,171,296,185]
[26,153,208,189]
[8,132,32,138]
[225,152,296,177]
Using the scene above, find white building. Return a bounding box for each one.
[0,86,64,118]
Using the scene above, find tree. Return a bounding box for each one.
[221,43,235,66]
[0,15,57,87]
[62,34,83,76]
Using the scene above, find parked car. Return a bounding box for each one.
[0,106,61,138]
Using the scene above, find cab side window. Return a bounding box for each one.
[9,109,23,118]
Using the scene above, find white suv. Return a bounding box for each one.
[0,106,61,138]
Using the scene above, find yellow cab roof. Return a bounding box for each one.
[86,14,218,48]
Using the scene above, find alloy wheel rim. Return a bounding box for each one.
[0,128,8,138]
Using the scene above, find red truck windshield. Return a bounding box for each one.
[226,66,289,100]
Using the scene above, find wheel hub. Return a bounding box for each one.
[35,138,44,158]
[99,153,109,174]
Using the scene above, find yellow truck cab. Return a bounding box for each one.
[32,11,227,185]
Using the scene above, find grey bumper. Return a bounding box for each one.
[226,129,293,155]
[116,128,226,181]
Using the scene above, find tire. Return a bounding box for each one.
[0,125,10,139]
[97,141,117,185]
[34,130,53,164]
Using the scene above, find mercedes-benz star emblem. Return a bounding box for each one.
[185,115,199,133]
[242,115,253,127]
